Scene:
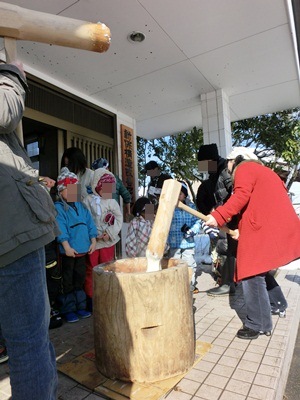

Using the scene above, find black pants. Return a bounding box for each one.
[265,272,288,312]
[61,255,86,294]
[221,234,237,285]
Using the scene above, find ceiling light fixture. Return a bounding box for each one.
[127,31,146,43]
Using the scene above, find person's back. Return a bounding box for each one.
[206,153,299,339]
[225,161,300,277]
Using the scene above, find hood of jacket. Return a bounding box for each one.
[91,168,115,195]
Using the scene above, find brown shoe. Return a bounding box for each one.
[193,288,199,294]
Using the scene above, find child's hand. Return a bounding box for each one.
[102,232,110,242]
[88,238,96,254]
[65,247,78,257]
[62,241,78,257]
[98,232,110,242]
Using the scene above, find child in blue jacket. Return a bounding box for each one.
[55,167,97,323]
[168,182,203,293]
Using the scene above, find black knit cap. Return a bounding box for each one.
[197,143,219,161]
[179,181,188,197]
[142,160,159,174]
[132,197,151,216]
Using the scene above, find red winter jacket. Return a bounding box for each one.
[212,161,300,281]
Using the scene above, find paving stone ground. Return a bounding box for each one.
[0,263,299,400]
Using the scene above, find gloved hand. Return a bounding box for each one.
[185,229,195,239]
[181,224,195,238]
[181,223,190,233]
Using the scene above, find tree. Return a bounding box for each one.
[231,108,300,188]
[137,136,148,196]
[137,108,300,199]
[137,127,204,202]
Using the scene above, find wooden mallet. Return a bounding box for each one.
[0,1,111,143]
[146,179,235,272]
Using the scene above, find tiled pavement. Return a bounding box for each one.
[0,263,299,400]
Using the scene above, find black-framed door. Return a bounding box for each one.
[22,117,59,181]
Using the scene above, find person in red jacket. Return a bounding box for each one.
[206,149,300,340]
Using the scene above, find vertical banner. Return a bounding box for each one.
[120,124,135,204]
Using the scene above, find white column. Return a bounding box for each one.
[201,89,232,158]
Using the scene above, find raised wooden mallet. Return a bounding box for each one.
[0,1,111,143]
[146,179,235,272]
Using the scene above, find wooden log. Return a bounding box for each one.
[93,258,195,383]
[0,2,111,53]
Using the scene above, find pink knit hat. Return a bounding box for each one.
[95,173,116,194]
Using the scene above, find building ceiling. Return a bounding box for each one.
[0,0,300,140]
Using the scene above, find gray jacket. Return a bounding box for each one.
[0,64,59,268]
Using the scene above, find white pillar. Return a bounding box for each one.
[201,89,232,158]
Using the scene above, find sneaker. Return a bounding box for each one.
[237,326,271,340]
[65,312,79,323]
[76,310,91,319]
[0,345,8,364]
[49,315,63,330]
[271,308,287,318]
[207,284,235,296]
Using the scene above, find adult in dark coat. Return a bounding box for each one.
[196,143,235,296]
[206,157,300,339]
[143,160,172,208]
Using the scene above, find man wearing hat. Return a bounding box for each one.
[143,160,172,207]
[196,143,235,296]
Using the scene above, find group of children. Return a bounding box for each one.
[46,160,217,330]
[52,166,123,324]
